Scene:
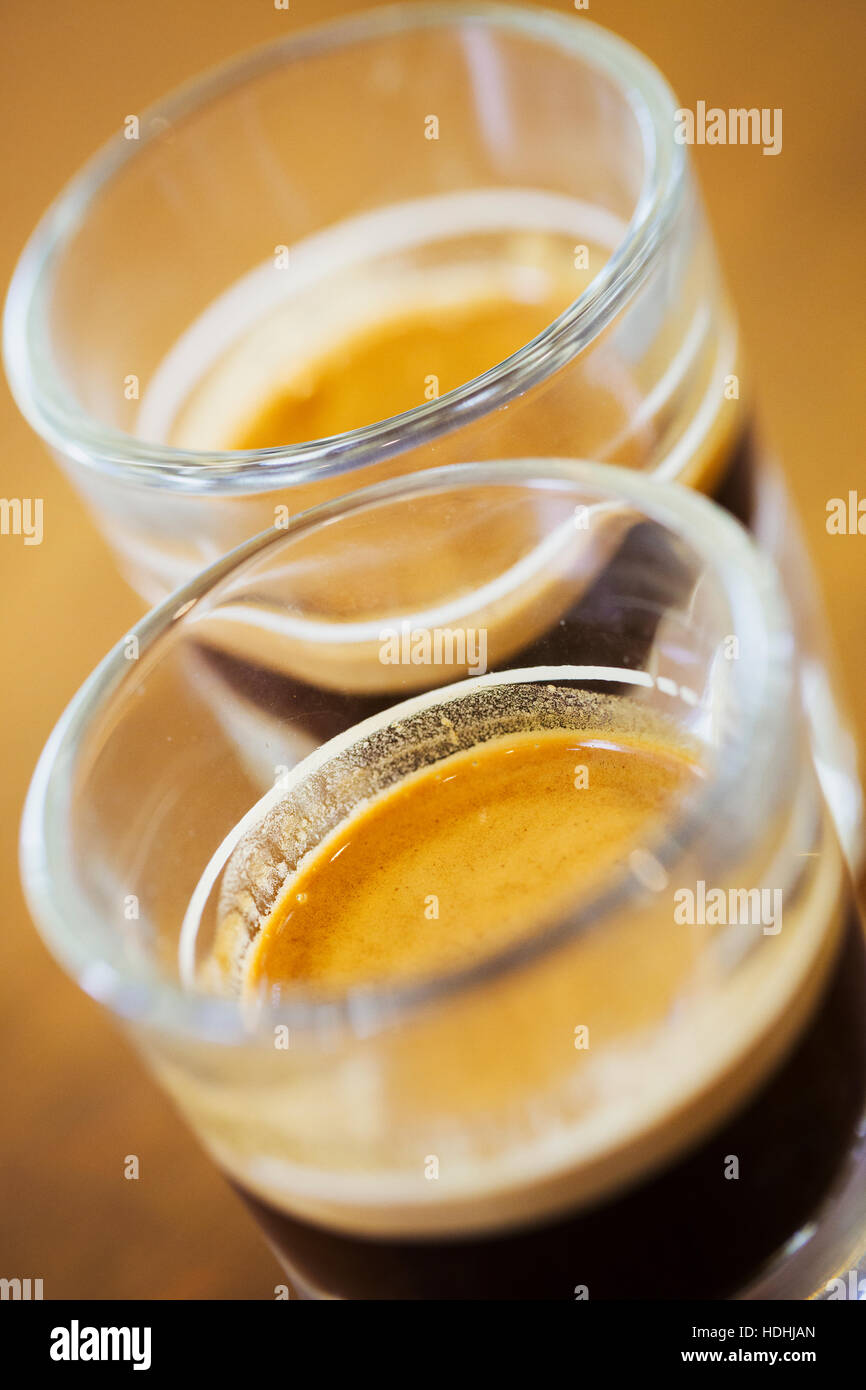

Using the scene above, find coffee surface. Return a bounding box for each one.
[245,728,698,990]
[232,291,568,450]
[166,242,743,498]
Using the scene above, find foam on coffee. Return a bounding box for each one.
[243,727,696,991]
[208,684,699,991]
[139,187,743,499]
[138,189,621,450]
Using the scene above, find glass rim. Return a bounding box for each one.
[3,1,685,493]
[20,457,794,1045]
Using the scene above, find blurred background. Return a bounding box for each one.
[1,0,864,1297]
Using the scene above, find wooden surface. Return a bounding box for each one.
[1,0,864,1298]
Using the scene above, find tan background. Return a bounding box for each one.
[1,0,864,1298]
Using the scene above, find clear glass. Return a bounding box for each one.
[4,2,735,593]
[21,459,866,1300]
[5,3,860,873]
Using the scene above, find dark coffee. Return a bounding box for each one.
[238,900,866,1299]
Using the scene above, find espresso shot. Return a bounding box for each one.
[23,461,847,1306]
[20,456,866,1306]
[204,684,865,1300]
[156,202,758,533]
